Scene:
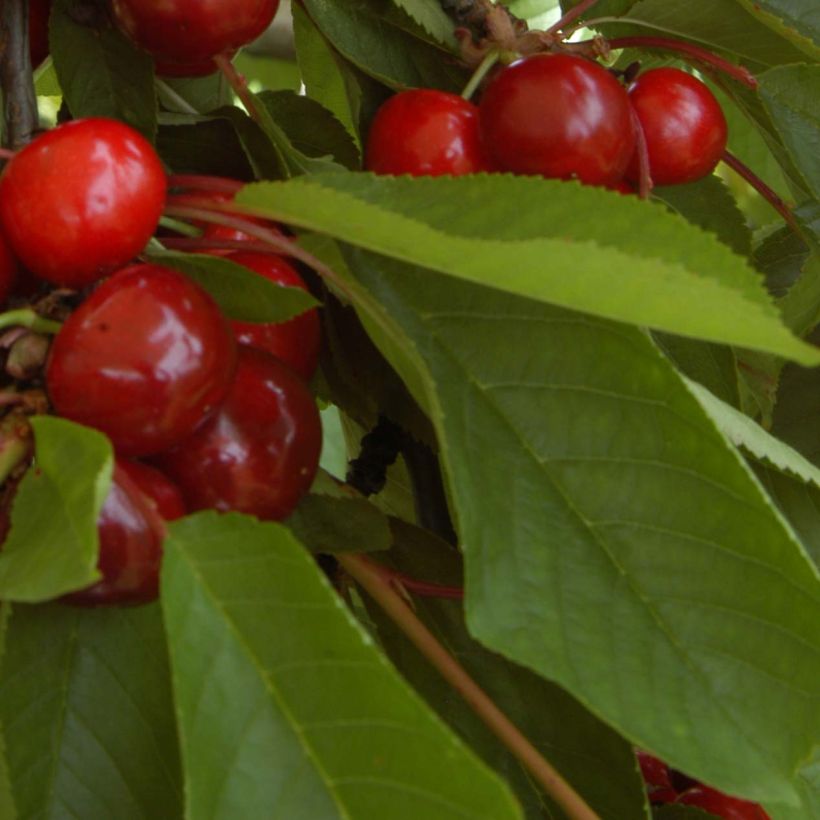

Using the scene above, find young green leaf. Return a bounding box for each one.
[162,512,521,819]
[0,417,111,603]
[0,603,182,819]
[347,252,820,806]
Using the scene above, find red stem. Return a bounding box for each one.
[355,555,464,600]
[605,36,758,88]
[629,107,653,199]
[167,174,245,195]
[546,0,602,36]
[214,52,262,124]
[159,237,293,256]
[721,149,799,233]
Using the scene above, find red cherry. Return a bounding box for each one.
[224,251,320,380]
[29,0,52,68]
[479,54,636,186]
[676,786,771,820]
[117,460,186,521]
[110,0,279,75]
[0,118,166,288]
[155,346,322,521]
[46,263,237,457]
[366,89,494,177]
[636,750,673,792]
[627,67,728,186]
[0,229,18,306]
[62,461,165,606]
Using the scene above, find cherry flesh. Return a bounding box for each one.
[62,461,165,606]
[676,786,770,819]
[627,67,728,186]
[479,53,636,186]
[117,460,186,521]
[46,263,237,457]
[29,0,52,68]
[225,251,320,380]
[155,346,322,522]
[110,0,279,76]
[366,89,494,176]
[0,118,166,288]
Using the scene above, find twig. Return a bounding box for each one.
[338,552,601,820]
[0,0,38,148]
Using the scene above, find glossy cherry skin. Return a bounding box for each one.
[0,230,18,306]
[117,460,187,521]
[676,786,770,819]
[0,118,166,288]
[627,67,728,186]
[46,263,237,457]
[111,0,279,75]
[62,461,166,606]
[224,251,320,380]
[479,53,636,186]
[156,346,322,521]
[29,0,52,68]
[366,89,494,176]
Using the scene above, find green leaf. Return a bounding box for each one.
[759,65,820,202]
[145,250,319,323]
[285,470,392,553]
[157,118,256,180]
[366,519,650,820]
[157,73,232,115]
[732,0,820,53]
[347,253,820,806]
[162,512,521,819]
[300,0,467,91]
[0,607,15,820]
[238,174,820,365]
[0,417,111,603]
[50,0,157,139]
[388,0,457,47]
[0,603,182,819]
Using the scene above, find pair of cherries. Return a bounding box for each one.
[0,118,323,606]
[366,53,728,189]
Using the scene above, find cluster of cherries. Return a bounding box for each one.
[365,52,728,191]
[637,750,771,819]
[0,117,322,606]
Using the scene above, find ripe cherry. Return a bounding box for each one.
[29,0,52,68]
[110,0,279,76]
[366,89,494,176]
[224,251,320,380]
[676,786,771,819]
[636,750,673,792]
[117,460,186,521]
[62,461,166,606]
[479,53,636,186]
[155,346,322,522]
[0,230,18,306]
[0,118,166,288]
[46,263,237,457]
[626,67,728,186]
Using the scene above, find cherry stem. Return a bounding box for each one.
[0,147,15,160]
[720,150,800,234]
[604,36,758,89]
[160,237,291,255]
[214,52,262,124]
[158,215,202,238]
[629,107,653,199]
[0,308,61,335]
[338,552,601,820]
[546,0,602,36]
[461,49,501,100]
[167,174,246,195]
[356,554,464,599]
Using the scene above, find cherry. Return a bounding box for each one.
[224,251,320,380]
[626,67,728,186]
[365,89,494,176]
[676,786,771,820]
[62,461,165,606]
[29,0,52,68]
[155,346,322,522]
[636,750,673,792]
[479,53,636,186]
[0,118,166,288]
[46,263,237,457]
[0,230,18,306]
[110,0,279,77]
[117,460,186,521]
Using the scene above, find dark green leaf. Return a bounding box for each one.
[0,418,111,603]
[388,0,457,46]
[733,0,820,53]
[366,519,650,820]
[157,73,232,115]
[157,118,256,179]
[146,250,319,322]
[0,603,182,819]
[162,512,521,819]
[347,251,820,806]
[50,0,157,138]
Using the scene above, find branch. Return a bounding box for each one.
[0,0,38,148]
[338,552,601,820]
